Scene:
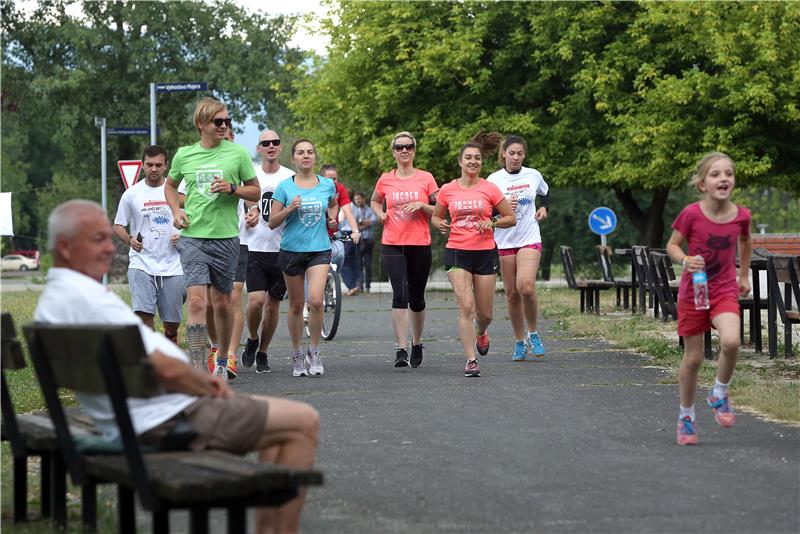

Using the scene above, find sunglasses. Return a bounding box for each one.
[393,143,415,152]
[211,118,233,128]
[259,139,281,147]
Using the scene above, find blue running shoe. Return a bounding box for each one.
[512,340,527,362]
[527,332,546,358]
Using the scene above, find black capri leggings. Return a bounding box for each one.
[381,244,432,312]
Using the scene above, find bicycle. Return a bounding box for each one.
[304,231,351,341]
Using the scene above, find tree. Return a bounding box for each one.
[290,1,800,250]
[1,0,306,246]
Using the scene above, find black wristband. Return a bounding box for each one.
[228,183,237,196]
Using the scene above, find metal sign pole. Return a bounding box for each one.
[150,83,157,145]
[95,116,108,286]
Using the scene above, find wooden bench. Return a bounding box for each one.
[23,323,323,534]
[766,254,800,358]
[595,246,634,310]
[560,246,613,314]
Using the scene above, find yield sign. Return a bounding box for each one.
[118,160,142,189]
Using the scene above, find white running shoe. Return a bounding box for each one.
[293,352,308,377]
[306,349,324,376]
[213,363,228,384]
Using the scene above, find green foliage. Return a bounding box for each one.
[291,1,800,250]
[1,0,306,246]
[731,187,800,233]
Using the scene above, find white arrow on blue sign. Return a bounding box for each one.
[588,207,617,236]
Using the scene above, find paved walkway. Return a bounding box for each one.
[218,292,798,533]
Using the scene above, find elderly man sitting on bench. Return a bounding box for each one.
[34,199,319,534]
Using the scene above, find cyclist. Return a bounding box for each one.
[371,131,439,369]
[269,139,338,377]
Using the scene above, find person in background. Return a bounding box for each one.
[341,191,378,295]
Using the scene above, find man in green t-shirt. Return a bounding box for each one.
[165,97,259,381]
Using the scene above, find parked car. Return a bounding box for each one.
[1,254,39,272]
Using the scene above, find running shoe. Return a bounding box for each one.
[410,344,424,368]
[512,340,527,362]
[676,416,698,445]
[707,393,736,427]
[207,347,218,374]
[292,352,308,377]
[226,355,237,379]
[307,349,324,376]
[394,348,410,367]
[241,338,259,368]
[465,359,480,377]
[213,359,228,384]
[527,332,546,358]
[475,331,490,356]
[255,352,271,374]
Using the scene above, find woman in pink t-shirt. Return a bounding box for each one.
[370,131,439,369]
[666,152,752,446]
[431,133,516,377]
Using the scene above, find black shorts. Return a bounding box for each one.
[247,252,286,300]
[235,244,249,283]
[444,248,498,276]
[278,249,331,277]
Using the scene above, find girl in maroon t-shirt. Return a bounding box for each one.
[666,152,752,446]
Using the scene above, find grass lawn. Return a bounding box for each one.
[1,284,797,530]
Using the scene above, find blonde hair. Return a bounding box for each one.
[193,97,227,133]
[690,152,734,192]
[391,131,417,150]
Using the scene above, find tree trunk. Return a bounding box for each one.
[613,187,671,248]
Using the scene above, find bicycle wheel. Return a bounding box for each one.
[321,268,342,340]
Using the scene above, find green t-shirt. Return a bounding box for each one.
[169,140,256,239]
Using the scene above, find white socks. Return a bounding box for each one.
[713,379,729,400]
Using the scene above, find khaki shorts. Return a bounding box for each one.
[141,395,268,455]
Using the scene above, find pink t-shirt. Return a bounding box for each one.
[374,169,439,246]
[437,178,505,251]
[327,181,351,239]
[671,202,751,302]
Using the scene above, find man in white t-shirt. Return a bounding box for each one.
[37,199,320,533]
[114,146,184,343]
[240,130,294,373]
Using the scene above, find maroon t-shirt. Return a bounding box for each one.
[327,181,351,239]
[671,202,751,303]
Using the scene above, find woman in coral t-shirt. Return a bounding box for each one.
[370,131,439,369]
[431,133,516,377]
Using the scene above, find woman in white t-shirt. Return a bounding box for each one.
[487,135,550,361]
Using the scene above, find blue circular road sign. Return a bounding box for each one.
[588,207,617,236]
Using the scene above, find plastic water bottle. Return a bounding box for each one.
[692,269,710,310]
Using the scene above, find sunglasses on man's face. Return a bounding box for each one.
[211,118,232,128]
[393,143,415,152]
[259,139,281,147]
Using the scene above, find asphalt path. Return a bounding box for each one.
[221,291,799,533]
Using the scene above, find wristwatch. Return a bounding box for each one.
[228,184,237,195]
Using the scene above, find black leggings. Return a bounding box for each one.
[381,244,431,312]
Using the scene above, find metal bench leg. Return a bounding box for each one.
[739,312,745,345]
[785,323,793,359]
[768,297,777,359]
[40,453,51,518]
[594,290,601,315]
[704,331,713,360]
[153,509,169,534]
[580,290,585,313]
[616,287,621,308]
[227,505,246,534]
[118,485,136,534]
[51,453,67,530]
[13,455,27,522]
[190,507,210,534]
[82,479,98,532]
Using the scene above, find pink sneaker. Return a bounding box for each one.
[475,332,490,356]
[676,416,698,446]
[707,394,736,427]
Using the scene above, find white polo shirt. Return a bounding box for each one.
[34,268,196,440]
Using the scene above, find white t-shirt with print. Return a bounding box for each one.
[34,268,197,441]
[245,165,294,253]
[487,166,549,249]
[114,181,183,276]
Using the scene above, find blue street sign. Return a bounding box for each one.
[588,207,617,236]
[108,127,159,136]
[155,82,208,93]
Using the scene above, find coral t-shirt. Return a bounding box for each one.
[374,169,439,246]
[671,202,751,303]
[437,179,505,251]
[327,181,351,239]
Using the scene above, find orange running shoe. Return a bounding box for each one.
[226,355,238,379]
[207,347,218,373]
[475,331,490,356]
